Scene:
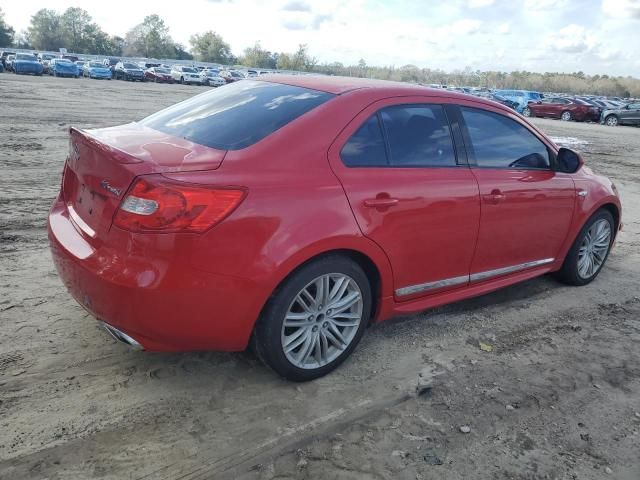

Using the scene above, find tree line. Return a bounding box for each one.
[1,7,638,97]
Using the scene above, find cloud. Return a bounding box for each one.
[543,24,599,53]
[281,0,312,12]
[312,14,332,29]
[524,0,568,11]
[497,22,510,34]
[467,0,495,7]
[602,0,640,18]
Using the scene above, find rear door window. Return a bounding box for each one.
[461,107,550,170]
[140,80,334,150]
[380,105,456,167]
[341,115,388,167]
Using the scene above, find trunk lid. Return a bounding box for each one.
[62,124,226,239]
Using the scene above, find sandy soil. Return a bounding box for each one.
[1,74,639,480]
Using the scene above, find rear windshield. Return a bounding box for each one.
[17,54,36,61]
[139,80,334,150]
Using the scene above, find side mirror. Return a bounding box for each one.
[556,147,583,173]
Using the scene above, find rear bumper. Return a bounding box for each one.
[48,196,262,352]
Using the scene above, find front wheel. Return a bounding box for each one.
[253,256,372,381]
[605,115,619,127]
[555,209,614,286]
[522,106,532,117]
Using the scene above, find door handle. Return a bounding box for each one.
[364,197,399,208]
[482,189,506,204]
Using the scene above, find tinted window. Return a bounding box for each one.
[380,105,456,167]
[461,107,550,169]
[140,80,334,150]
[341,115,387,167]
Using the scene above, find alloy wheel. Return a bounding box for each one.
[577,218,611,279]
[606,116,618,126]
[281,273,363,369]
[561,111,571,121]
[523,107,531,117]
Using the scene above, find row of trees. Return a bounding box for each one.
[1,7,638,97]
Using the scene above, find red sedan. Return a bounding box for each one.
[48,76,622,381]
[144,67,174,83]
[523,97,601,122]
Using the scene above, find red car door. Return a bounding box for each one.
[328,97,480,300]
[457,105,576,279]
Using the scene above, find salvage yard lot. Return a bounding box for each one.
[1,74,639,479]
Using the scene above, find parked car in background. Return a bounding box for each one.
[494,89,543,113]
[1,50,16,69]
[75,61,87,73]
[38,53,57,74]
[48,76,621,381]
[139,62,161,69]
[170,65,205,85]
[601,102,640,126]
[114,62,146,81]
[523,97,600,122]
[61,54,79,63]
[83,61,112,80]
[13,53,44,76]
[145,66,173,83]
[102,57,120,75]
[5,54,16,72]
[0,62,4,73]
[219,69,245,83]
[50,58,80,78]
[201,68,226,87]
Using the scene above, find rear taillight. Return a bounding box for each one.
[113,175,245,233]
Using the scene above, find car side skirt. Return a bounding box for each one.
[395,258,554,297]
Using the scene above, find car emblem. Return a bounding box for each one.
[100,180,122,197]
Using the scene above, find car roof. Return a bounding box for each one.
[254,74,510,111]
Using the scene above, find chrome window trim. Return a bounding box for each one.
[395,258,555,297]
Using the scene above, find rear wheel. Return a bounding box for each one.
[555,209,614,286]
[253,255,372,381]
[605,115,619,126]
[522,106,532,117]
[561,110,572,121]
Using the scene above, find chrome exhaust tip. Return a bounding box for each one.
[102,322,144,350]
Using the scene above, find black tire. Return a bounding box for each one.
[252,255,372,381]
[605,115,619,127]
[555,209,615,286]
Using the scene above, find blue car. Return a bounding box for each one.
[50,58,80,78]
[13,53,44,76]
[493,89,543,113]
[83,61,112,80]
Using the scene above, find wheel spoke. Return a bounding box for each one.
[284,328,309,352]
[324,328,346,350]
[284,312,309,327]
[313,333,322,365]
[330,291,360,313]
[297,332,316,364]
[328,276,349,304]
[330,318,360,327]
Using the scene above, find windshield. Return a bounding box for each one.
[207,71,220,76]
[123,63,138,69]
[182,67,197,73]
[140,80,334,150]
[155,68,170,73]
[57,59,73,64]
[16,54,37,61]
[89,62,103,68]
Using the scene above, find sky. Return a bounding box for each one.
[3,0,640,76]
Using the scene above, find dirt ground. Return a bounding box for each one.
[1,74,639,480]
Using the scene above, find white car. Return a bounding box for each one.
[200,69,226,87]
[171,65,206,85]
